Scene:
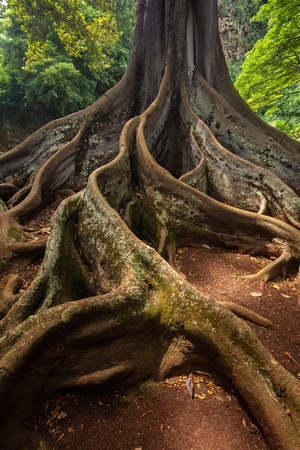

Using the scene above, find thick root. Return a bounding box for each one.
[220,301,273,329]
[0,274,23,318]
[157,220,168,255]
[257,191,267,215]
[244,240,294,285]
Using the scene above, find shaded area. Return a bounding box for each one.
[25,244,299,449]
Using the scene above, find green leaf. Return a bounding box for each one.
[235,0,300,115]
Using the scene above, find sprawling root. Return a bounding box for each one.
[0,274,23,319]
[244,240,294,286]
[0,6,300,449]
[1,146,299,448]
[219,302,273,328]
[129,71,300,288]
[190,72,300,198]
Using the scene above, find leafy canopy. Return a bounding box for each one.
[0,0,135,123]
[234,0,300,111]
[6,0,121,70]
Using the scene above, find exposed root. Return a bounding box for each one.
[60,360,137,390]
[7,240,47,258]
[8,185,32,208]
[123,199,138,229]
[179,130,207,193]
[257,192,267,215]
[157,220,168,255]
[0,274,23,318]
[50,189,77,208]
[244,240,294,284]
[186,76,300,223]
[190,71,300,198]
[166,242,176,266]
[55,189,76,201]
[183,235,275,257]
[220,302,273,329]
[0,5,299,447]
[165,243,187,279]
[286,213,300,231]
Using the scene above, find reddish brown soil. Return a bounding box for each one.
[1,208,300,449]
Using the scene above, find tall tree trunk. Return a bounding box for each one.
[0,1,300,448]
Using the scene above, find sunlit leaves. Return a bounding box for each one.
[234,0,300,112]
[0,1,135,125]
[7,0,121,70]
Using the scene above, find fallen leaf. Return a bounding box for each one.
[280,294,294,299]
[250,292,263,297]
[194,393,206,399]
[201,244,211,250]
[219,291,229,294]
[272,284,280,290]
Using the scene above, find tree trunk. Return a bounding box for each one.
[0,1,300,448]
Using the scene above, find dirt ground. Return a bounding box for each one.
[1,206,300,449]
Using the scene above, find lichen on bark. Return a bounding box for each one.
[0,1,300,449]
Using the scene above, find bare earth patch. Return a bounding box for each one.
[6,231,296,449]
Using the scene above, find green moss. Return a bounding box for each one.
[168,231,177,244]
[9,226,24,242]
[195,227,208,236]
[116,309,137,324]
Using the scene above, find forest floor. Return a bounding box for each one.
[1,205,300,449]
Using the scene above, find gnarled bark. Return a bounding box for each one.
[0,1,300,448]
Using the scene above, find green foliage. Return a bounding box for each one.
[0,0,135,126]
[234,0,300,111]
[7,0,121,70]
[261,85,300,140]
[25,62,97,117]
[226,60,243,83]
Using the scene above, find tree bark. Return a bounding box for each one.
[0,1,300,449]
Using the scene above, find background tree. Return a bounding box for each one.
[0,0,135,126]
[0,1,300,449]
[234,0,300,137]
[7,0,121,70]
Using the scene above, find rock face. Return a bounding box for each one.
[218,0,266,64]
